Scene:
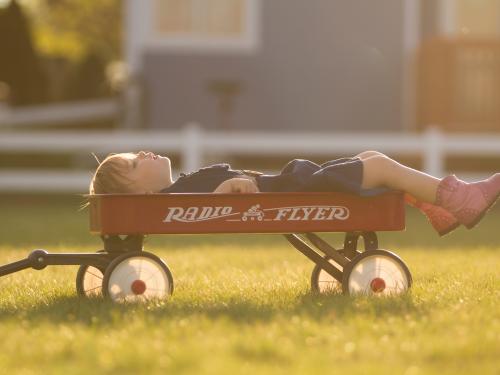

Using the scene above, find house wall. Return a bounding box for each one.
[143,0,405,131]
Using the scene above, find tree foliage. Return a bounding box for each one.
[23,0,122,62]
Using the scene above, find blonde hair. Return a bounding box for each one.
[89,153,135,195]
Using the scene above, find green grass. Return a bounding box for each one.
[0,194,499,374]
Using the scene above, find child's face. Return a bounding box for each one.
[117,151,173,193]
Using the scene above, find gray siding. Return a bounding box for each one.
[144,0,404,131]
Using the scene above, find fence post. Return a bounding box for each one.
[0,103,8,129]
[181,123,203,173]
[423,126,444,177]
[0,82,10,129]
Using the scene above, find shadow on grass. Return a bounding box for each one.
[0,291,428,326]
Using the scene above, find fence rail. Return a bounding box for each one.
[0,124,499,192]
[0,99,119,128]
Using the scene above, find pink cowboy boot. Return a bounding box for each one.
[404,194,460,236]
[417,202,461,236]
[435,174,500,229]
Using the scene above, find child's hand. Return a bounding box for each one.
[213,178,260,193]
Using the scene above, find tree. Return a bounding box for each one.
[21,0,123,101]
[0,0,48,105]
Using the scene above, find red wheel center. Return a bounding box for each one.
[131,279,147,295]
[370,277,386,293]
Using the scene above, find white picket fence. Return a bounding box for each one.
[0,124,499,192]
[0,99,119,128]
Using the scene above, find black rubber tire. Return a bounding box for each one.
[75,250,107,297]
[341,249,412,295]
[102,251,174,302]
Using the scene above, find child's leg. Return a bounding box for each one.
[354,150,388,160]
[357,154,460,236]
[355,151,421,202]
[360,155,440,203]
[361,154,500,229]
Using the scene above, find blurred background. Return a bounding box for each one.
[0,0,499,194]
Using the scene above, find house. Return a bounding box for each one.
[124,0,500,132]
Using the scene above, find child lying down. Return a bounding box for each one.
[89,150,499,237]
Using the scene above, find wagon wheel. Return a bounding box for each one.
[311,257,342,294]
[102,251,174,303]
[310,250,346,294]
[76,250,107,297]
[342,250,412,296]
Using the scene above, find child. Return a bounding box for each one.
[89,150,499,236]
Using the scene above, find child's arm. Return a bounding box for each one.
[213,177,259,193]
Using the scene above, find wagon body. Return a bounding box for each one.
[88,191,405,235]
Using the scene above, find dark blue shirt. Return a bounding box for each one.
[160,158,388,196]
[160,163,244,193]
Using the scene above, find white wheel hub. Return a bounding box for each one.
[346,254,410,295]
[107,256,171,302]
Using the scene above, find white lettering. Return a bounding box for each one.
[312,207,327,220]
[212,207,222,217]
[198,207,213,220]
[163,207,184,222]
[221,207,232,215]
[163,206,234,222]
[326,207,349,220]
[183,207,199,221]
[164,205,349,223]
[274,208,291,221]
[300,207,315,220]
[288,207,302,221]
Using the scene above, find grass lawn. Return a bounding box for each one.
[0,194,499,374]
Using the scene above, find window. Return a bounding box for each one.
[456,0,500,36]
[150,0,260,52]
[156,0,245,37]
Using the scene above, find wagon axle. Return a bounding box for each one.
[0,249,110,277]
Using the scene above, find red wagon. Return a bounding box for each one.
[0,191,412,302]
